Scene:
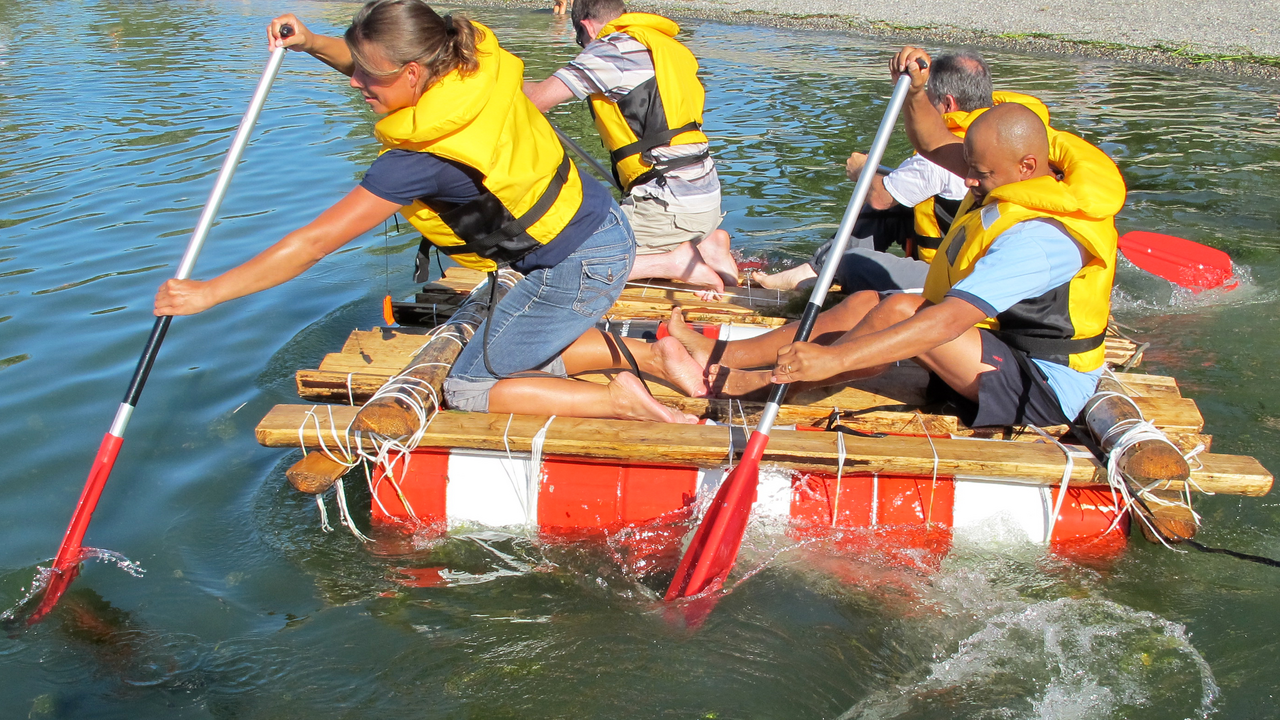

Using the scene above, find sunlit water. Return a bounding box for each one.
[3,1,1280,718]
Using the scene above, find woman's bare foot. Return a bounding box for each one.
[705,364,772,399]
[751,262,818,291]
[631,242,725,298]
[608,372,698,423]
[665,307,717,367]
[651,336,708,397]
[695,229,739,288]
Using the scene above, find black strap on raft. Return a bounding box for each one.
[599,319,656,399]
[824,408,887,438]
[436,154,573,264]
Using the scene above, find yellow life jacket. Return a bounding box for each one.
[587,13,709,194]
[909,92,1052,264]
[921,128,1126,372]
[374,22,584,273]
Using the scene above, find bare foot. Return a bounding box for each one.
[631,242,725,298]
[705,364,773,399]
[652,336,708,397]
[695,229,739,288]
[665,307,717,368]
[608,372,698,423]
[752,262,817,291]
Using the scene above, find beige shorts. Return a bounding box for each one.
[621,196,723,256]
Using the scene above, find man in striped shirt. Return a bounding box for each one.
[525,0,738,298]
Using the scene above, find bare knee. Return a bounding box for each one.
[832,290,881,322]
[872,292,927,323]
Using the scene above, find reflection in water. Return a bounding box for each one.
[2,2,1280,719]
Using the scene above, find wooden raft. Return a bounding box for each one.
[257,267,1272,498]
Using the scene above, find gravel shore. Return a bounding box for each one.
[486,0,1280,79]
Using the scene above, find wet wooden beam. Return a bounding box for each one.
[256,405,1271,496]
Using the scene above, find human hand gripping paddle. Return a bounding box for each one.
[19,26,295,625]
[664,61,926,607]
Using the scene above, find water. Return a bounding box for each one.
[2,1,1279,717]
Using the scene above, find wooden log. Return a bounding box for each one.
[350,277,509,438]
[256,405,1273,496]
[1082,376,1197,542]
[285,274,509,493]
[287,450,354,494]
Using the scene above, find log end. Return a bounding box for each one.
[287,451,350,494]
[350,398,422,438]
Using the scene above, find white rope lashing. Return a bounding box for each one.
[1084,391,1207,548]
[833,427,846,527]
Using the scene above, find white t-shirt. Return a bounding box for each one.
[881,154,968,209]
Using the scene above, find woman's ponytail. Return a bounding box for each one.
[345,0,485,87]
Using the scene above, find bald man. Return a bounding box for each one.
[657,48,1124,428]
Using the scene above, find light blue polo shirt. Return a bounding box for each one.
[945,218,1105,419]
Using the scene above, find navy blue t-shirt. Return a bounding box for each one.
[360,149,614,273]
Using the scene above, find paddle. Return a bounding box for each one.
[22,27,294,625]
[664,64,924,605]
[552,123,623,192]
[1118,230,1237,291]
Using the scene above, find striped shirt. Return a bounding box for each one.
[553,32,721,214]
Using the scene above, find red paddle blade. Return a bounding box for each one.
[665,431,770,600]
[24,432,124,624]
[1119,231,1235,291]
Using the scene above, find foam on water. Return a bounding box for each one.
[836,552,1218,720]
[1113,260,1274,316]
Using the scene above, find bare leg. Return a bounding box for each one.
[913,327,991,402]
[487,374,697,423]
[694,229,740,287]
[704,305,991,401]
[630,241,725,298]
[557,329,709,397]
[665,292,882,370]
[751,261,818,292]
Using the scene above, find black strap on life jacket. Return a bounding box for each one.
[431,153,573,265]
[991,329,1106,363]
[609,120,704,167]
[609,120,707,193]
[908,196,964,260]
[623,147,710,192]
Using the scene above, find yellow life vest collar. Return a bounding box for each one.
[374,22,503,151]
[943,91,1052,134]
[598,12,681,41]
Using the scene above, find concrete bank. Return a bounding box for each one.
[482,0,1280,79]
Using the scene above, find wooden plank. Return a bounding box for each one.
[1109,372,1181,397]
[317,352,406,374]
[1130,396,1203,431]
[256,405,1271,496]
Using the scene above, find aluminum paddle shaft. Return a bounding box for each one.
[665,67,920,604]
[28,30,293,624]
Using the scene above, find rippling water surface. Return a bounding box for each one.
[3,1,1280,718]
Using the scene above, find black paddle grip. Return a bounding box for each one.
[122,315,173,408]
[280,24,294,38]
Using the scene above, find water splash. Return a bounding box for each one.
[838,563,1218,720]
[1,549,144,624]
[1114,260,1274,316]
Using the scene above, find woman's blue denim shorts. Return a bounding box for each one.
[443,206,635,412]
